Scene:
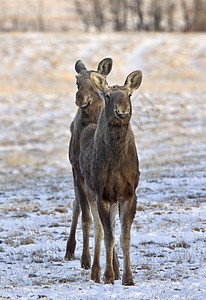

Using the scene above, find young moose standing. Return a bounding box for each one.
[80,70,142,285]
[65,58,113,269]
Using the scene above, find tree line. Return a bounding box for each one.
[0,0,206,32]
[76,0,206,32]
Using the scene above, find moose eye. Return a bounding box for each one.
[128,93,132,98]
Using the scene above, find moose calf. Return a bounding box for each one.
[80,70,142,285]
[65,58,113,270]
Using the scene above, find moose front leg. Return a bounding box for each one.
[113,246,120,280]
[97,199,118,284]
[119,196,136,286]
[111,202,120,280]
[89,199,103,283]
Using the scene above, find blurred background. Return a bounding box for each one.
[0,0,205,182]
[0,3,206,298]
[0,0,206,299]
[1,0,206,32]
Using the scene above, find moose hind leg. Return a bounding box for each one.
[119,197,136,285]
[113,247,120,280]
[81,211,92,269]
[65,191,80,260]
[76,173,92,269]
[80,191,92,269]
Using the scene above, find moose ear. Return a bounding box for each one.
[75,60,87,74]
[124,70,142,93]
[97,58,113,77]
[90,72,108,93]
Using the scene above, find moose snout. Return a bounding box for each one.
[75,93,92,108]
[116,108,130,115]
[115,104,131,119]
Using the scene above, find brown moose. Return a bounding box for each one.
[79,70,142,285]
[65,58,113,270]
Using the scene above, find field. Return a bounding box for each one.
[0,32,206,299]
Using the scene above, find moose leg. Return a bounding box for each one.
[77,176,92,269]
[119,196,136,286]
[89,198,103,283]
[111,203,120,280]
[65,195,80,260]
[113,248,120,280]
[67,167,92,269]
[97,199,117,284]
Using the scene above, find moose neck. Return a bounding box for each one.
[96,110,132,156]
[107,121,130,143]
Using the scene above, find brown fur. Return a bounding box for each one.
[79,70,142,285]
[65,58,113,270]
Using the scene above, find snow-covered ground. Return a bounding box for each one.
[0,32,206,299]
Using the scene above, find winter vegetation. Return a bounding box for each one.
[0,1,206,299]
[0,0,206,32]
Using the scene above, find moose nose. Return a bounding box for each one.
[116,108,130,115]
[114,102,131,119]
[75,94,91,108]
[116,103,131,115]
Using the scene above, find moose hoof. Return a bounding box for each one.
[115,271,120,280]
[122,275,134,286]
[65,240,76,260]
[64,238,76,260]
[103,276,114,285]
[64,252,74,260]
[103,271,115,285]
[91,265,101,283]
[81,254,91,270]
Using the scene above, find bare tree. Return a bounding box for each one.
[150,0,163,31]
[166,0,175,31]
[181,0,192,31]
[38,0,45,31]
[133,0,144,30]
[11,7,19,31]
[91,0,105,31]
[193,0,206,31]
[110,0,129,31]
[0,0,206,33]
[74,0,92,31]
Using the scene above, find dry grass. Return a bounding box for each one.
[0,32,205,299]
[0,32,206,95]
